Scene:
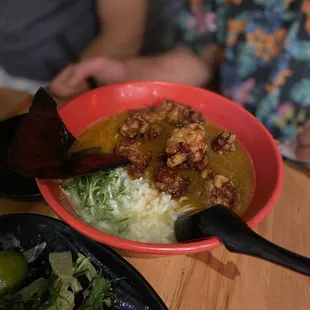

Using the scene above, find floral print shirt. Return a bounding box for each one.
[176,0,310,141]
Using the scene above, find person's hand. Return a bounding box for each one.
[296,121,310,163]
[49,57,126,99]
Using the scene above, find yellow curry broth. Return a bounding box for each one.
[71,112,127,153]
[71,111,254,216]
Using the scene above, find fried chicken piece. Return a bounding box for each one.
[127,163,147,179]
[200,168,215,180]
[119,115,149,138]
[154,167,190,198]
[148,123,163,140]
[114,138,152,178]
[119,105,165,140]
[156,152,167,164]
[194,154,209,172]
[166,123,207,168]
[140,107,163,123]
[205,174,238,208]
[157,100,204,126]
[201,167,210,180]
[212,131,236,154]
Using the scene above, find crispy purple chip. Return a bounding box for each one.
[7,88,76,177]
[7,88,128,179]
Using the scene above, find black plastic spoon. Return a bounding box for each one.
[175,205,310,276]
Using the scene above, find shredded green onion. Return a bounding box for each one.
[61,169,131,236]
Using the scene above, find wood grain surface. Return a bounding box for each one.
[1,89,310,310]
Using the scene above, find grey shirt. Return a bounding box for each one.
[0,0,99,80]
[141,0,186,55]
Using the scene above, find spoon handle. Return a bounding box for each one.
[204,206,310,276]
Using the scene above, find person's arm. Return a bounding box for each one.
[75,48,211,86]
[49,47,212,98]
[296,121,310,163]
[121,48,210,86]
[81,0,148,59]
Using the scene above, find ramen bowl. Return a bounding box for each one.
[37,81,283,255]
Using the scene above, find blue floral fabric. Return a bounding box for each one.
[176,0,310,141]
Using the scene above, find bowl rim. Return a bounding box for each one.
[37,81,284,255]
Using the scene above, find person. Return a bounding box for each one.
[0,0,147,94]
[50,0,310,162]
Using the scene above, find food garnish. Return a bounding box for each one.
[0,250,115,309]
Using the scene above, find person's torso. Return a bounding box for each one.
[141,0,188,55]
[175,0,310,140]
[0,0,99,81]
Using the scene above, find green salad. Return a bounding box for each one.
[0,250,114,310]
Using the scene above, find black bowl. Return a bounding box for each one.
[0,114,41,199]
[0,214,167,309]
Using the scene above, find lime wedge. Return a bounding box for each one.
[0,250,28,295]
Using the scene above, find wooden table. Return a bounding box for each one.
[1,89,310,310]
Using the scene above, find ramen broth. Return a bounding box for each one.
[71,111,255,216]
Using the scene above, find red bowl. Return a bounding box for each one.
[37,81,284,255]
